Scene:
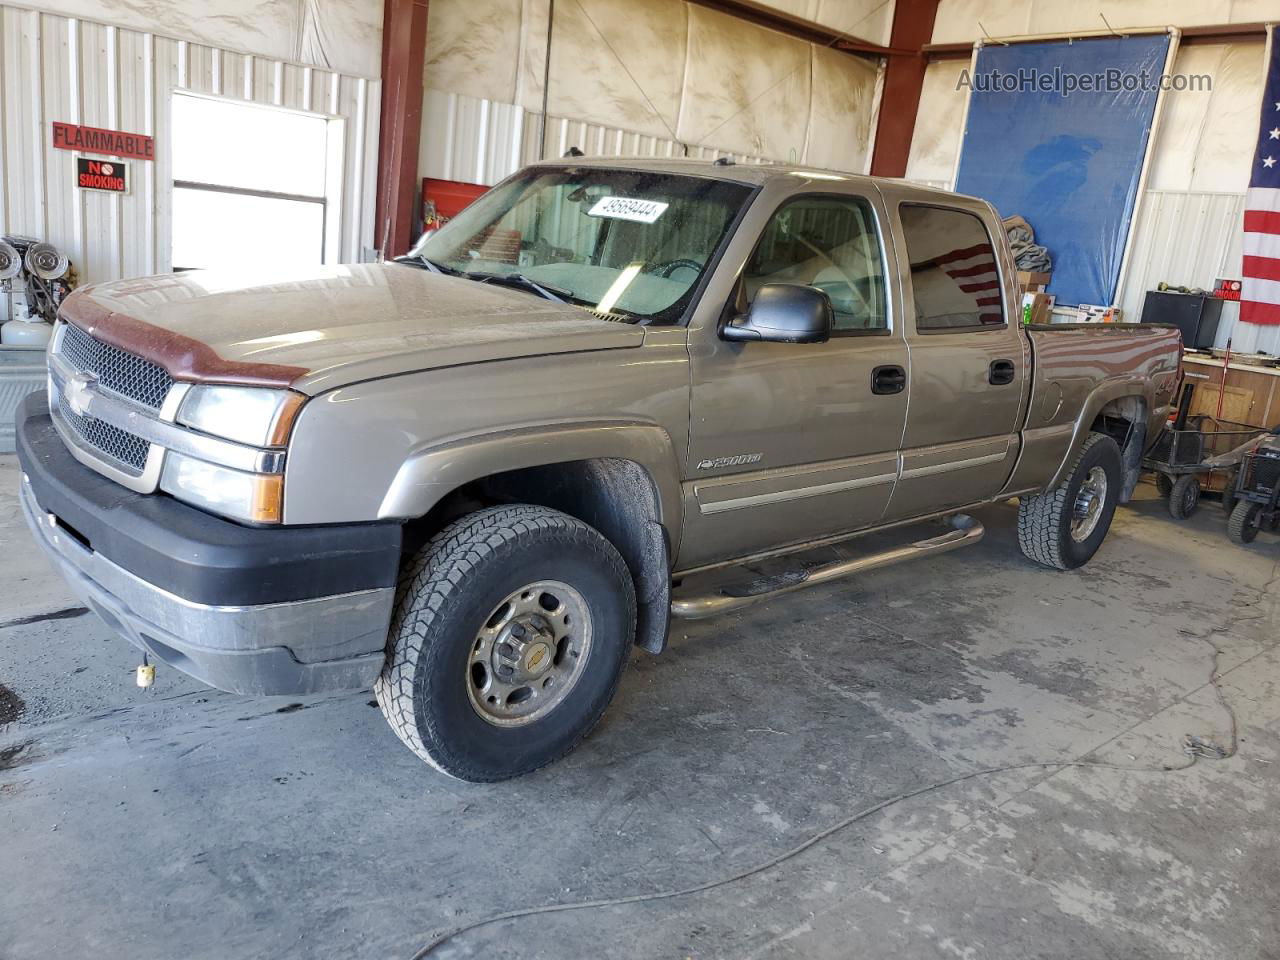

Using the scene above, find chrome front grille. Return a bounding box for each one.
[59,322,173,409]
[56,393,150,472]
[49,322,176,483]
[46,318,289,506]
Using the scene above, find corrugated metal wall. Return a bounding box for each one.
[0,4,380,292]
[1116,190,1264,344]
[419,89,772,189]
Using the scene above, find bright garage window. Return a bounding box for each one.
[170,94,339,271]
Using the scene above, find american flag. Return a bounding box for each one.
[1242,31,1280,326]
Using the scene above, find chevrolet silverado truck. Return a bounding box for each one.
[17,159,1183,781]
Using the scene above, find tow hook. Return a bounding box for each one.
[135,653,156,689]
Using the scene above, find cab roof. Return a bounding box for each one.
[526,155,969,200]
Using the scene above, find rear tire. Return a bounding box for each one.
[1018,432,1122,570]
[1167,475,1201,520]
[1155,473,1174,498]
[1227,500,1262,545]
[375,504,636,781]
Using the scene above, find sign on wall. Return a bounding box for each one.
[52,121,154,161]
[76,157,129,193]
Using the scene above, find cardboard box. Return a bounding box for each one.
[1017,271,1051,293]
[1020,292,1054,325]
[1079,303,1122,323]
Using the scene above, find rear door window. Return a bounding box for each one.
[898,205,1005,331]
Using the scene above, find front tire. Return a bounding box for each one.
[1018,432,1122,570]
[375,505,636,781]
[1227,500,1262,545]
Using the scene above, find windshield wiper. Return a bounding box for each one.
[463,271,572,304]
[393,254,458,275]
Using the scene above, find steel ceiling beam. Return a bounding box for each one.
[869,0,940,177]
[684,0,911,58]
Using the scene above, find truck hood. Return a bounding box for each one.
[59,263,645,394]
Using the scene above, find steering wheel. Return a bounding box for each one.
[652,258,703,279]
[792,230,875,317]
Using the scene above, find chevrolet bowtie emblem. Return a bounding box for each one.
[65,371,98,418]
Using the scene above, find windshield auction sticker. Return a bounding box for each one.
[587,196,669,223]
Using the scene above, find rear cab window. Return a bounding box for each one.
[898,204,1006,332]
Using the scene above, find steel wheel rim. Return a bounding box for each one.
[1071,466,1108,542]
[466,580,593,727]
[1246,505,1263,533]
[1180,481,1198,515]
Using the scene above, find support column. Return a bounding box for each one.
[375,0,429,258]
[869,0,939,178]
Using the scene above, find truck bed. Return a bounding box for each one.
[1007,322,1183,496]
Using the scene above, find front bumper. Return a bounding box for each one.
[17,392,401,695]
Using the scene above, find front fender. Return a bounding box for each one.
[378,420,685,542]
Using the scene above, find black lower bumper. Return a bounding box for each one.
[16,392,401,606]
[16,392,402,694]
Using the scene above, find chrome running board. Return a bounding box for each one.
[670,515,985,621]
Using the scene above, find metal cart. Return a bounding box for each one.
[1143,415,1265,520]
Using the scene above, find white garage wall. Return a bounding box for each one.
[419,88,775,190]
[932,0,1273,45]
[11,0,384,78]
[0,4,380,291]
[419,0,884,186]
[752,0,895,47]
[1117,39,1274,353]
[904,58,969,188]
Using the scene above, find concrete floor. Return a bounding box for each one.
[2,451,1278,960]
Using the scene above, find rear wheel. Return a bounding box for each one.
[1155,473,1174,498]
[375,504,636,781]
[1227,500,1263,545]
[1018,432,1122,570]
[1167,475,1201,520]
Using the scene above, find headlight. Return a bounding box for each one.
[161,452,285,524]
[177,386,305,447]
[163,386,305,523]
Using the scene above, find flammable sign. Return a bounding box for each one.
[76,157,128,193]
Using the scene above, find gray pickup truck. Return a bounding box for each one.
[17,159,1182,780]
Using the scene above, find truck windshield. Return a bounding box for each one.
[405,168,753,323]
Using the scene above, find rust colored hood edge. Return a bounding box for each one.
[57,264,644,394]
[60,286,310,388]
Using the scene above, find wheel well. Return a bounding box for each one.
[402,458,673,654]
[1090,396,1148,503]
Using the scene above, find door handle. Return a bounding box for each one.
[989,359,1016,386]
[872,365,907,395]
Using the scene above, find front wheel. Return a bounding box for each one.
[1018,432,1122,570]
[1167,475,1201,520]
[375,505,636,781]
[1227,500,1263,545]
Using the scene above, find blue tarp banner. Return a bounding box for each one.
[954,34,1170,307]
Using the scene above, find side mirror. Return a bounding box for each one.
[721,283,833,344]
